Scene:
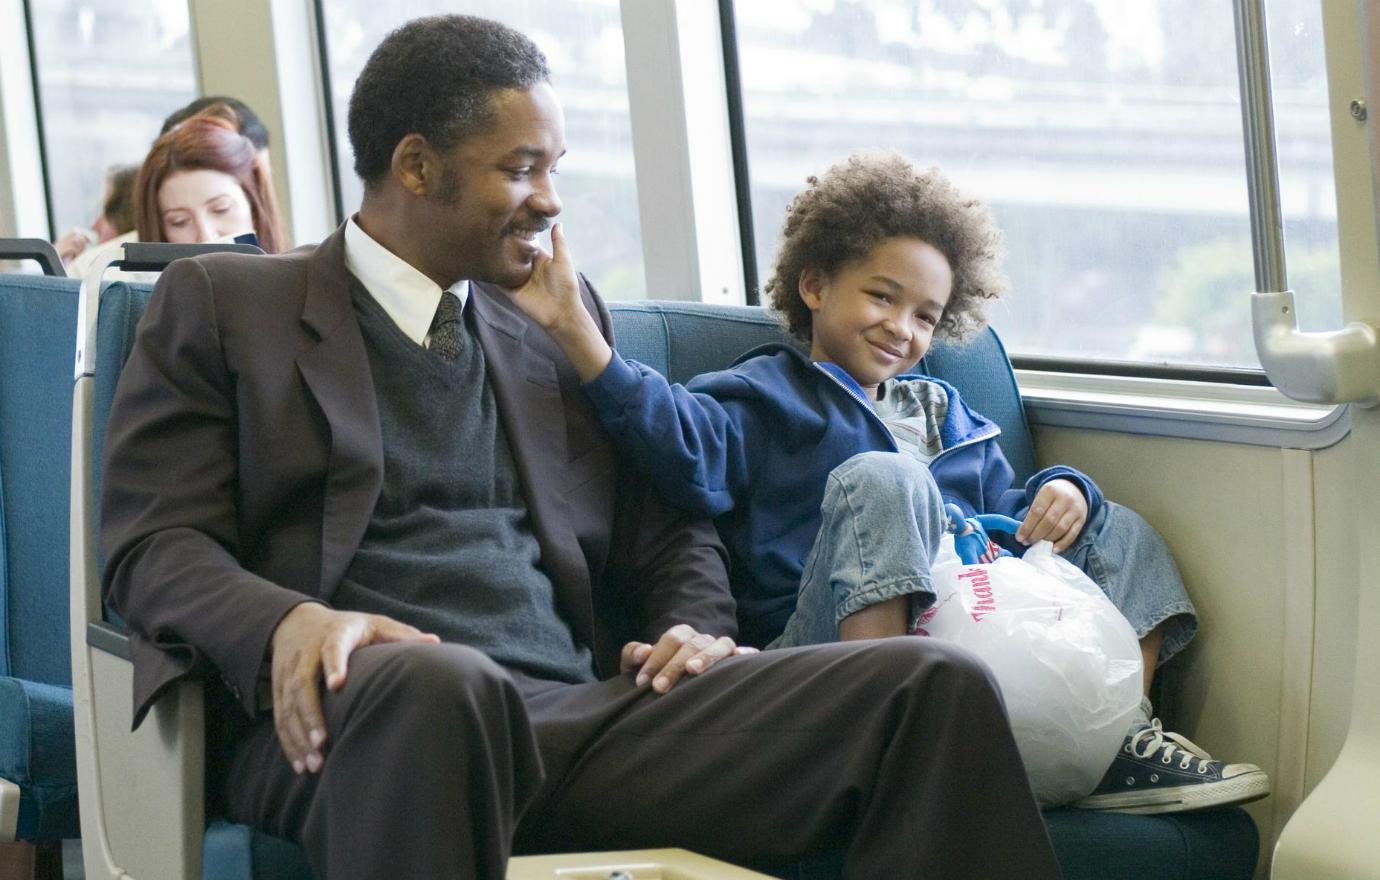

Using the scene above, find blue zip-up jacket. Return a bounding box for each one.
[584,343,1104,647]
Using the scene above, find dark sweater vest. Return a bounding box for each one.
[332,285,595,684]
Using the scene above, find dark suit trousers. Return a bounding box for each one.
[221,638,1061,879]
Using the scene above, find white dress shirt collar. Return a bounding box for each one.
[343,216,470,346]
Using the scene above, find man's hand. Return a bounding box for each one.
[509,223,613,381]
[1015,478,1089,553]
[269,603,439,774]
[621,624,759,694]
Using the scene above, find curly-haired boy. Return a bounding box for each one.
[515,151,1269,814]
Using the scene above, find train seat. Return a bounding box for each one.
[607,300,1261,880]
[0,272,83,878]
[72,284,1258,879]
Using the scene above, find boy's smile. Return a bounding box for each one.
[800,236,954,400]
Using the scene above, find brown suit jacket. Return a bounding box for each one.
[101,224,734,728]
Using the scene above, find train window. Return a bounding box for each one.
[27,0,197,240]
[728,0,1340,374]
[319,0,647,300]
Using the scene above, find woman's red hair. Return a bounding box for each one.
[135,103,285,253]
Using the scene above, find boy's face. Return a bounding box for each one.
[800,236,953,400]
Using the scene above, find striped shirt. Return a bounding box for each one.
[874,378,950,463]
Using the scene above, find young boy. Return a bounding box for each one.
[514,151,1269,814]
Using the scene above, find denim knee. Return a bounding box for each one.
[828,451,941,503]
[1063,501,1198,663]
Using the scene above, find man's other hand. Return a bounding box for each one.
[621,624,759,695]
[269,603,439,774]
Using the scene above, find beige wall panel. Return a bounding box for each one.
[1031,425,1292,857]
[1305,439,1359,789]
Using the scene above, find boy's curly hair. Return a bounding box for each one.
[764,152,1007,344]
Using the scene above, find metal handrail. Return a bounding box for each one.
[0,237,65,276]
[1237,0,1380,406]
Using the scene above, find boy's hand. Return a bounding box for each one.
[510,223,613,380]
[1015,479,1088,553]
[621,624,759,694]
[510,222,582,330]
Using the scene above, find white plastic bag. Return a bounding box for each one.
[915,535,1143,806]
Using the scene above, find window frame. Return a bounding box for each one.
[715,0,1343,388]
[0,0,52,240]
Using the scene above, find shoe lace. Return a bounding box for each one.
[1128,718,1215,772]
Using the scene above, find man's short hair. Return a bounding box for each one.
[347,15,550,187]
[162,96,270,152]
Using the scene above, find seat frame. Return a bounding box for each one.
[71,248,254,880]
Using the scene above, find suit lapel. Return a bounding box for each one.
[469,283,595,646]
[295,227,384,594]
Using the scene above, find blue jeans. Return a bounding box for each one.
[771,451,1199,665]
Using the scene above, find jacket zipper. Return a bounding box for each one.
[812,363,1001,463]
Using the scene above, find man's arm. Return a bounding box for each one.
[102,258,318,719]
[102,257,436,771]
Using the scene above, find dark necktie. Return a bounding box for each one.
[429,291,464,361]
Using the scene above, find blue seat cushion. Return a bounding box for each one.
[204,821,314,880]
[0,274,79,686]
[1045,806,1258,880]
[0,677,78,840]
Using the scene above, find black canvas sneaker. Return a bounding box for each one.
[1073,717,1271,814]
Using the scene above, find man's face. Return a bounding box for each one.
[428,82,566,289]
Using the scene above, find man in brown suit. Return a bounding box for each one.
[100,14,1062,880]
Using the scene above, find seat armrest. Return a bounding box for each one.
[73,649,206,880]
[72,374,207,880]
[0,776,18,842]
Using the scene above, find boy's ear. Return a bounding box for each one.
[799,268,827,310]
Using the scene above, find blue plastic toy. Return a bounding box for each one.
[944,502,1022,565]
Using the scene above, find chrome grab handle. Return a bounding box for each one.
[1235,0,1380,406]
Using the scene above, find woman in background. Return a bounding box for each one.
[134,102,285,252]
[70,103,285,278]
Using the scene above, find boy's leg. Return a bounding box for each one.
[515,638,1062,880]
[1061,502,1269,813]
[1060,500,1198,670]
[771,451,945,648]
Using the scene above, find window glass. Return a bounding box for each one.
[320,0,646,300]
[732,0,1339,371]
[30,0,197,242]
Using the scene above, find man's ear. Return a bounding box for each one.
[391,134,438,197]
[799,267,828,310]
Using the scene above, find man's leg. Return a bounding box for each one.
[220,642,544,880]
[516,638,1061,880]
[773,451,946,648]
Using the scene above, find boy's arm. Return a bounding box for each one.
[1022,465,1105,523]
[976,445,1105,526]
[509,223,753,518]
